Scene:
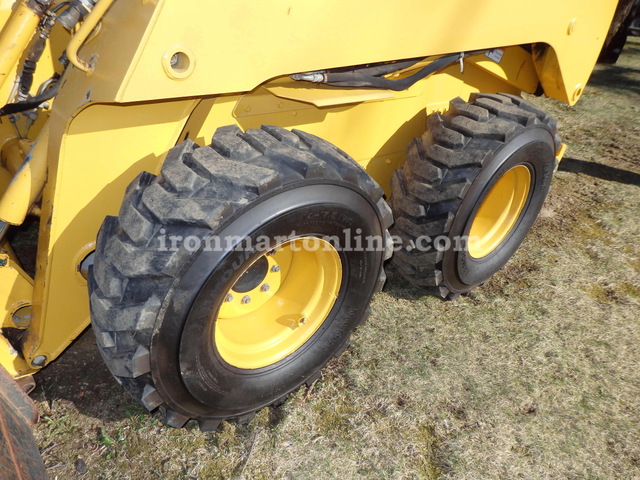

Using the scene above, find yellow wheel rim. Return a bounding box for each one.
[215,237,342,369]
[468,165,531,259]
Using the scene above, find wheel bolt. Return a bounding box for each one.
[241,296,251,304]
[261,284,270,292]
[299,317,307,325]
[225,294,234,303]
[271,266,280,273]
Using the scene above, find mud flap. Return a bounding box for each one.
[0,365,45,480]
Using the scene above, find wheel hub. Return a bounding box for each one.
[215,237,342,369]
[468,165,531,259]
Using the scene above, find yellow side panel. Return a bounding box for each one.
[22,100,196,366]
[267,86,395,108]
[82,0,616,105]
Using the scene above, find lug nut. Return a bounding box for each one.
[225,294,234,303]
[241,296,251,304]
[299,317,307,325]
[261,284,270,292]
[271,266,280,273]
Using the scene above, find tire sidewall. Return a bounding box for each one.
[442,126,556,293]
[150,183,384,418]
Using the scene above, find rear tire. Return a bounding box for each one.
[391,93,560,297]
[89,125,392,428]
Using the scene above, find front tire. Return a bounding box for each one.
[89,125,392,428]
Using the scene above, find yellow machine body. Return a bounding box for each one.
[0,0,618,375]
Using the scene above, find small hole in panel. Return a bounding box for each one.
[170,52,191,74]
[163,47,195,79]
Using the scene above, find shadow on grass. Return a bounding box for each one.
[33,329,135,423]
[590,43,640,96]
[559,157,640,187]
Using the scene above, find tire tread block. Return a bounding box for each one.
[390,93,560,297]
[89,125,392,430]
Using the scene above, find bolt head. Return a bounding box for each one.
[271,265,280,273]
[299,317,307,325]
[241,296,251,304]
[32,356,47,368]
[225,294,234,303]
[261,284,270,292]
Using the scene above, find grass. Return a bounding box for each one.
[32,39,640,479]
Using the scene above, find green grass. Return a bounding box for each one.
[33,39,640,479]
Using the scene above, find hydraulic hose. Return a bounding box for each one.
[0,77,59,117]
[291,50,489,91]
[18,14,55,101]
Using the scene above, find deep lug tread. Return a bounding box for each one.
[449,115,520,141]
[427,114,466,149]
[142,183,235,229]
[187,150,283,197]
[160,141,206,193]
[90,125,391,429]
[234,412,256,425]
[119,173,159,245]
[305,371,322,387]
[392,171,426,218]
[141,385,164,411]
[391,93,560,294]
[473,97,537,127]
[163,409,190,429]
[210,125,261,161]
[409,179,470,204]
[261,125,301,147]
[425,144,489,169]
[374,269,387,293]
[405,138,443,183]
[198,419,221,432]
[449,97,491,121]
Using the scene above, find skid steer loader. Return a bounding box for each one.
[0,0,623,476]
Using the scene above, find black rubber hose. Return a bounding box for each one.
[328,57,424,77]
[0,78,59,117]
[20,35,48,98]
[323,53,463,91]
[297,50,489,91]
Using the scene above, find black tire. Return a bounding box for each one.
[88,125,392,429]
[391,93,561,298]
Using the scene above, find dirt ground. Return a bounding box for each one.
[31,39,640,480]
